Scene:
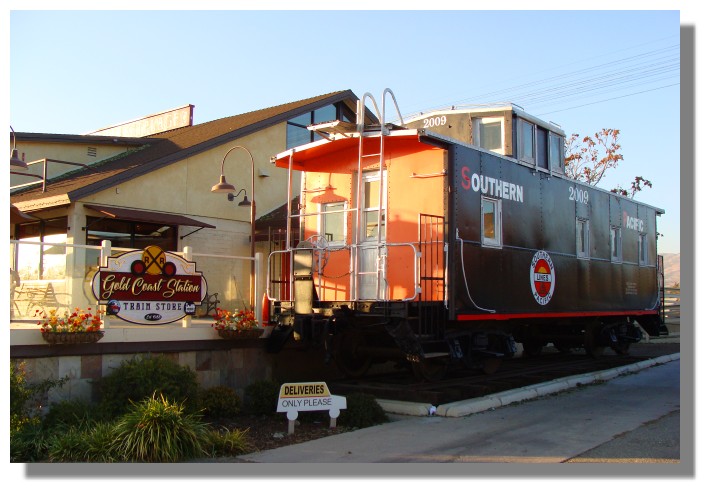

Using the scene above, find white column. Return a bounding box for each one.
[182,246,193,328]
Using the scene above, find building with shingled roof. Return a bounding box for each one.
[10,90,370,399]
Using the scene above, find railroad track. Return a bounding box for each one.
[328,342,680,405]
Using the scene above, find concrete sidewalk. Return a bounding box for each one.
[238,355,682,466]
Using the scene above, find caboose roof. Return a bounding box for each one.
[271,129,424,170]
[404,103,565,136]
[272,129,664,215]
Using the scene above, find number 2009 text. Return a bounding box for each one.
[569,186,589,204]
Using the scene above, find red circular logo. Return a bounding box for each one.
[530,251,555,305]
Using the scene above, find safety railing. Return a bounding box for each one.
[266,241,421,304]
[9,239,261,325]
[663,287,680,321]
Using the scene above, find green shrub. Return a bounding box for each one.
[10,362,67,433]
[98,355,199,417]
[338,393,389,429]
[244,380,281,416]
[47,422,118,463]
[111,393,209,462]
[203,427,252,457]
[82,422,120,462]
[198,386,242,420]
[43,399,104,431]
[10,362,70,462]
[47,426,93,462]
[10,422,52,463]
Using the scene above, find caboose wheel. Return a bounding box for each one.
[481,357,502,375]
[553,343,572,354]
[333,329,373,378]
[523,342,544,357]
[411,358,448,381]
[584,328,606,358]
[611,342,631,356]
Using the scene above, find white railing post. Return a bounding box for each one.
[254,252,263,326]
[100,240,112,329]
[182,246,193,328]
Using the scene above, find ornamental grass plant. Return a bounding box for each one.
[111,393,209,462]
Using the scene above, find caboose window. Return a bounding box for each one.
[481,197,501,247]
[549,133,565,174]
[639,234,649,266]
[320,202,346,245]
[474,117,504,154]
[518,119,536,165]
[576,218,590,259]
[611,226,622,263]
[536,126,549,170]
[361,173,386,241]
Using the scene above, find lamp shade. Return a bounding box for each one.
[10,149,28,170]
[211,175,236,193]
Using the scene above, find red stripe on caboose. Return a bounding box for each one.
[456,310,658,321]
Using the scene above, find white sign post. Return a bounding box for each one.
[276,382,347,435]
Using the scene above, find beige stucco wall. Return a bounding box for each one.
[81,123,293,225]
[11,140,143,187]
[11,118,303,338]
[60,121,299,317]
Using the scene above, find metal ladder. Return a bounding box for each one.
[353,89,404,301]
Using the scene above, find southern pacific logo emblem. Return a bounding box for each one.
[530,250,555,305]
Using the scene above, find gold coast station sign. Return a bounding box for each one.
[92,245,207,325]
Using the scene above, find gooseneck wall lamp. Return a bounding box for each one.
[10,126,28,170]
[211,145,256,307]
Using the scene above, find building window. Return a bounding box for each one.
[474,117,504,154]
[15,217,68,280]
[287,103,354,149]
[320,202,346,245]
[84,218,177,270]
[611,226,622,263]
[481,197,501,247]
[517,119,536,165]
[576,218,590,259]
[549,133,565,174]
[639,234,649,266]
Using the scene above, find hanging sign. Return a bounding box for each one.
[91,245,207,325]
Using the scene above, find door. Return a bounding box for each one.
[356,171,386,300]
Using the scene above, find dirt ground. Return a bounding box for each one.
[214,412,347,454]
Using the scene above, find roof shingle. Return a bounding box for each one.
[11,90,357,208]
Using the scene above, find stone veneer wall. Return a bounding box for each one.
[12,347,276,408]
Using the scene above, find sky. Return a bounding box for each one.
[6,5,686,254]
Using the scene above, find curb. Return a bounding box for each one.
[376,353,680,418]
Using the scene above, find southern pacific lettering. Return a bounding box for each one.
[461,166,524,203]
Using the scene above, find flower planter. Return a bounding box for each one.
[216,328,264,340]
[41,331,105,345]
